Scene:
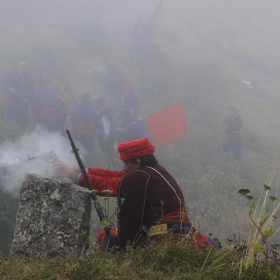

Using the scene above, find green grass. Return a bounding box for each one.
[0,240,279,280]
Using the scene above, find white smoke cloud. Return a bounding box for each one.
[0,125,78,194]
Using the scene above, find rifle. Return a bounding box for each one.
[0,151,58,167]
[26,151,58,163]
[66,129,104,222]
[66,130,117,250]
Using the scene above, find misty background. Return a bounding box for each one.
[1,0,280,253]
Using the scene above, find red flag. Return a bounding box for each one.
[148,102,188,148]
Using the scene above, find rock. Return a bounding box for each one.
[10,173,91,257]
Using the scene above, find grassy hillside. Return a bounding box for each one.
[1,240,280,279]
[1,0,280,259]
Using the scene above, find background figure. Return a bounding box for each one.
[32,74,62,133]
[116,109,148,143]
[129,0,164,63]
[52,66,70,92]
[71,93,97,162]
[129,15,153,63]
[221,106,244,164]
[0,62,35,128]
[120,79,140,128]
[99,56,125,97]
[95,96,117,168]
[52,79,72,131]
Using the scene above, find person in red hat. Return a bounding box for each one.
[32,74,62,132]
[54,138,191,249]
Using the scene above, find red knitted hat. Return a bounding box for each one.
[117,138,155,160]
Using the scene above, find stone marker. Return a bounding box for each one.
[10,173,91,257]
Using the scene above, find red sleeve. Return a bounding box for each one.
[87,168,126,178]
[79,169,126,196]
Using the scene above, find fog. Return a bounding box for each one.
[1,0,280,237]
[1,0,280,67]
[0,126,77,193]
[0,0,279,177]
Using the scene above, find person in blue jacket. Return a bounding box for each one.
[32,74,62,132]
[71,93,97,162]
[221,106,244,164]
[1,62,35,128]
[116,109,148,143]
[120,79,140,128]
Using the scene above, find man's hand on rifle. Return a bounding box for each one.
[52,162,81,182]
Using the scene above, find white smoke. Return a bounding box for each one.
[0,125,77,194]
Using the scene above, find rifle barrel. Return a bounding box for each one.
[66,130,105,222]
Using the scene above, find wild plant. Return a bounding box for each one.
[237,161,280,272]
[90,189,124,251]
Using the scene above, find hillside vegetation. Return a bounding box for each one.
[1,240,280,280]
[0,0,280,277]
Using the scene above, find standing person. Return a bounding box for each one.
[52,66,70,92]
[71,93,97,162]
[129,15,153,63]
[115,109,149,143]
[52,79,72,131]
[0,62,35,128]
[95,96,117,168]
[54,138,191,249]
[121,79,140,128]
[100,56,125,97]
[32,74,62,132]
[221,106,244,164]
[129,0,165,63]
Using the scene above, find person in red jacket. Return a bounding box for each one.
[54,138,191,249]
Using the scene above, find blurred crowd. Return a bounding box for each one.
[0,3,168,166]
[0,60,149,167]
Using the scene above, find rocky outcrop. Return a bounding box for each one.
[10,174,91,257]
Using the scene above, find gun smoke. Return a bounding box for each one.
[0,125,77,194]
